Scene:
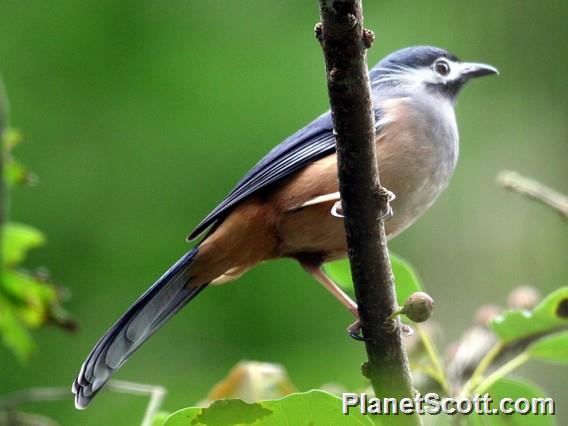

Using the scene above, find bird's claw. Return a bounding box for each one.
[348,318,412,341]
[347,319,368,342]
[330,188,396,221]
[401,323,414,336]
[331,201,344,218]
[378,187,396,221]
[378,205,393,221]
[382,316,399,333]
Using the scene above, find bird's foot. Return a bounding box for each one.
[347,319,368,341]
[348,318,413,341]
[401,323,414,336]
[378,187,396,221]
[330,188,395,220]
[331,200,344,218]
[382,316,399,333]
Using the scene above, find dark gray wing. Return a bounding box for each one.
[187,111,336,241]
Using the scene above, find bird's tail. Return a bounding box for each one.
[72,248,207,409]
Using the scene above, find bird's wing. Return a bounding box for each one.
[299,191,341,208]
[187,108,385,241]
[187,111,335,240]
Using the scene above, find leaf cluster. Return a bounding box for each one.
[1,129,74,362]
[161,257,565,425]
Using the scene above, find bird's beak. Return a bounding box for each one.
[460,62,499,79]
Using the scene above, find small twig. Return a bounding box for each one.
[317,1,418,423]
[498,170,568,219]
[107,380,167,426]
[473,351,531,395]
[458,341,503,398]
[0,387,71,409]
[0,410,59,426]
[416,324,449,394]
[0,380,166,426]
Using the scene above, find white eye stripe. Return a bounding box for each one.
[371,58,462,91]
[372,66,438,90]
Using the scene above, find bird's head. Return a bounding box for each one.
[370,46,498,101]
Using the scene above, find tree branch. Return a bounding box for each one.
[0,74,8,273]
[316,0,418,418]
[497,170,568,220]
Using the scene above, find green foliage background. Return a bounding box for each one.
[0,1,566,424]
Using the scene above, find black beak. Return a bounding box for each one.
[460,62,499,79]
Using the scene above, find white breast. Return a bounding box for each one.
[375,95,459,238]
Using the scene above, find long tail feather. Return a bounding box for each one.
[72,248,207,409]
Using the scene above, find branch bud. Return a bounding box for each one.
[402,292,434,323]
[507,285,541,310]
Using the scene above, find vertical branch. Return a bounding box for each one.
[316,0,418,416]
[0,74,9,274]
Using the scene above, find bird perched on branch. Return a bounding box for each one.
[73,45,497,408]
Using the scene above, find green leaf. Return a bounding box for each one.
[5,157,32,187]
[152,411,171,426]
[164,390,373,426]
[422,414,453,426]
[323,259,353,290]
[0,302,35,362]
[3,129,23,151]
[2,222,45,266]
[2,129,34,187]
[1,269,56,327]
[390,254,423,307]
[490,287,568,343]
[528,331,568,364]
[2,268,56,303]
[466,378,555,426]
[324,253,422,307]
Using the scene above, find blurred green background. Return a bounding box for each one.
[0,0,567,424]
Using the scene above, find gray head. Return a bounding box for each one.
[370,46,498,101]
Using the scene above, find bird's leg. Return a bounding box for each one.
[300,262,366,341]
[301,262,358,315]
[330,187,396,221]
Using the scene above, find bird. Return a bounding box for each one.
[72,45,497,408]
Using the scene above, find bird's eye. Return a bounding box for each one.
[434,59,451,76]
